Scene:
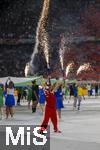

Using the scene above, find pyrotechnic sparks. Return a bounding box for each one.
[66,63,74,77]
[41,28,50,68]
[27,0,50,75]
[77,63,93,75]
[59,35,66,70]
[25,63,30,77]
[40,0,50,68]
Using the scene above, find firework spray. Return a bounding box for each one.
[25,63,30,77]
[59,35,66,72]
[66,62,74,77]
[25,0,51,77]
[77,63,93,75]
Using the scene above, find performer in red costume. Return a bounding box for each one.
[40,83,61,133]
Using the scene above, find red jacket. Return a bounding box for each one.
[45,90,56,109]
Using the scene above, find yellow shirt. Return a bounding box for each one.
[78,87,83,96]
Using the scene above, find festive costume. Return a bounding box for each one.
[41,89,59,132]
[38,88,45,104]
[5,88,15,119]
[65,87,69,96]
[5,88,15,106]
[54,88,64,109]
[77,87,83,110]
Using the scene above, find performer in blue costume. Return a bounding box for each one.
[54,83,64,120]
[38,86,46,113]
[5,81,15,119]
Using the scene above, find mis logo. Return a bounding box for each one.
[6,126,47,146]
[0,125,50,150]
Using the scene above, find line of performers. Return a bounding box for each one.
[0,78,86,133]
